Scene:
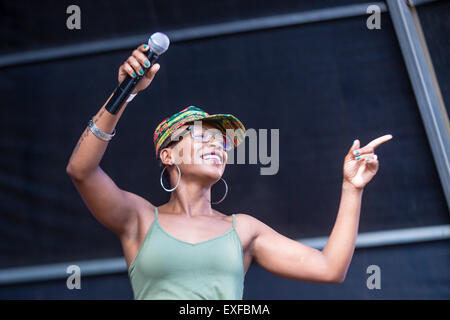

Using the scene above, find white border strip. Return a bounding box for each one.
[0,224,449,286]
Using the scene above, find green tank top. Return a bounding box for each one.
[128,206,245,300]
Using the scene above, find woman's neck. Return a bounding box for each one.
[164,179,214,217]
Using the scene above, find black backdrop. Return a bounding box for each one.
[0,0,449,299]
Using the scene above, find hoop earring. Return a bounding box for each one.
[160,164,181,192]
[211,178,228,205]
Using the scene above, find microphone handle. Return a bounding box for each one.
[105,50,160,115]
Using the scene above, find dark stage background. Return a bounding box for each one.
[0,0,449,299]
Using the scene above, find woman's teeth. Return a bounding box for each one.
[202,154,222,163]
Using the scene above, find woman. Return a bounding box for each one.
[66,44,393,300]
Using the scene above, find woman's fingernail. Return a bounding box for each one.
[366,157,371,161]
[132,72,137,78]
[143,45,148,49]
[139,69,144,75]
[353,150,360,156]
[356,156,361,160]
[145,61,150,67]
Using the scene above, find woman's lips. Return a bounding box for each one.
[201,151,223,164]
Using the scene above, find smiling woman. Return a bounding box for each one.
[156,108,243,188]
[155,107,244,198]
[66,43,393,300]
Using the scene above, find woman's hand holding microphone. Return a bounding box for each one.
[118,44,161,95]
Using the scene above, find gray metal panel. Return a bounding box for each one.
[407,0,441,6]
[0,258,126,286]
[0,224,449,286]
[387,0,450,211]
[0,2,386,68]
[301,224,450,249]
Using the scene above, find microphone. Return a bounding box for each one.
[105,32,170,114]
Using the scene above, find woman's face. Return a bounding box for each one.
[161,121,228,183]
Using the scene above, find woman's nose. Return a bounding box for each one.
[208,136,223,150]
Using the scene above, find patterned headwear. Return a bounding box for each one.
[153,106,246,158]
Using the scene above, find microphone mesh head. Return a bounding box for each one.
[148,32,170,55]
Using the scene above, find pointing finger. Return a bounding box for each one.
[353,134,393,156]
[367,134,393,149]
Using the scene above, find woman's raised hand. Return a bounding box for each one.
[343,134,393,190]
[118,44,161,94]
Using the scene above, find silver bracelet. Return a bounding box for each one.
[88,118,116,141]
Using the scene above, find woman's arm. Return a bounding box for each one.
[66,44,160,237]
[247,135,392,283]
[320,181,363,282]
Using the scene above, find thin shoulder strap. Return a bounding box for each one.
[154,206,159,219]
[232,214,236,229]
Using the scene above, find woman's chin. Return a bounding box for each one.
[197,164,224,181]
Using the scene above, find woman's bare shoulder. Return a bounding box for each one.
[234,213,273,235]
[127,198,157,237]
[134,196,156,216]
[234,212,262,223]
[212,210,258,230]
[232,212,266,234]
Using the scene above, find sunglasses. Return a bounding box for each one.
[169,124,233,151]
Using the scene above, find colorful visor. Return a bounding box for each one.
[153,106,246,158]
